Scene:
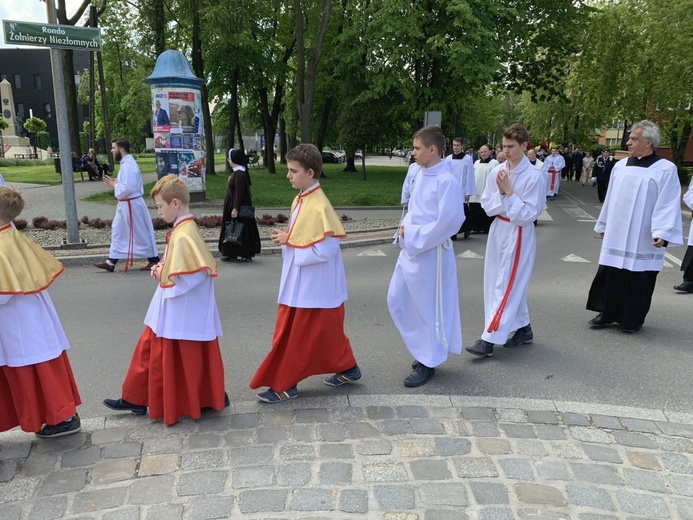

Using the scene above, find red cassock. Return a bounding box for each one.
[249,304,356,392]
[121,327,226,426]
[0,351,81,433]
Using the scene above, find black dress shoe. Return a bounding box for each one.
[622,325,642,333]
[674,281,693,293]
[588,313,610,328]
[465,339,494,357]
[404,364,435,387]
[103,398,147,415]
[202,393,231,412]
[504,325,533,348]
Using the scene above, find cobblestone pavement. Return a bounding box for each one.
[3,395,693,519]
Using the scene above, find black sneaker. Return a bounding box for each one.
[674,281,693,293]
[36,414,81,438]
[404,363,435,387]
[103,398,147,415]
[588,313,610,328]
[324,365,363,387]
[466,339,494,357]
[202,393,231,412]
[504,325,533,348]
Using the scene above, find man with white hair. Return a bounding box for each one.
[468,144,498,233]
[586,120,683,333]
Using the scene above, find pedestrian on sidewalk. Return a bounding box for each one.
[674,181,693,293]
[250,144,362,403]
[587,120,683,332]
[465,123,545,359]
[104,176,228,424]
[94,138,160,273]
[388,125,465,387]
[0,187,82,438]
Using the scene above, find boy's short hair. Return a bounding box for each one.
[413,126,445,155]
[452,137,464,145]
[150,175,190,205]
[0,186,25,222]
[112,138,130,153]
[286,143,323,178]
[502,124,530,145]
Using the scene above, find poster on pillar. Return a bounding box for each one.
[152,87,205,193]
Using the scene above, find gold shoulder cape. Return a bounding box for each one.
[286,186,346,248]
[0,223,64,294]
[160,217,217,288]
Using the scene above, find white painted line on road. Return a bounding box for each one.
[665,251,682,267]
[538,209,553,221]
[664,261,673,268]
[357,249,387,256]
[578,219,598,223]
[563,205,598,221]
[562,254,590,263]
[458,250,484,259]
[560,190,586,206]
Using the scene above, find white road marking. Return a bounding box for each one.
[457,250,484,259]
[561,254,591,263]
[357,249,387,256]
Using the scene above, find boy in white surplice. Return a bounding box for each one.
[388,126,465,387]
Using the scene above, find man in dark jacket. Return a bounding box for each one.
[593,148,615,202]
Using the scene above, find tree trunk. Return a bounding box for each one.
[316,97,332,152]
[153,0,166,56]
[61,50,82,156]
[279,113,287,164]
[236,115,244,153]
[226,68,239,172]
[294,0,305,142]
[259,87,277,174]
[190,7,215,175]
[669,117,692,174]
[360,150,366,181]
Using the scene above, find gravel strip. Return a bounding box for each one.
[22,218,401,248]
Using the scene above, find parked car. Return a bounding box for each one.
[321,151,340,163]
[354,150,363,159]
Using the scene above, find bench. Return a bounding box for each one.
[13,153,39,160]
[248,154,260,168]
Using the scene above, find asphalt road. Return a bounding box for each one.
[49,179,693,419]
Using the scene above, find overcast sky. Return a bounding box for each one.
[1,0,87,48]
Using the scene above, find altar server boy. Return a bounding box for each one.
[104,176,228,425]
[387,125,465,387]
[250,143,361,402]
[0,186,82,438]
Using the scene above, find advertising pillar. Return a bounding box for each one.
[145,50,206,201]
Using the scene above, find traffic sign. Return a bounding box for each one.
[3,20,102,51]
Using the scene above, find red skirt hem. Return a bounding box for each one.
[121,327,227,426]
[0,351,81,433]
[249,304,356,392]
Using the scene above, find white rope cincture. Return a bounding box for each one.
[393,205,407,244]
[435,237,453,351]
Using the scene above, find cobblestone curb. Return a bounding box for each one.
[2,395,693,519]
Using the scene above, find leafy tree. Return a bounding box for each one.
[23,117,48,155]
[0,117,8,132]
[570,0,693,174]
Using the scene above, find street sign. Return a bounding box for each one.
[2,20,102,51]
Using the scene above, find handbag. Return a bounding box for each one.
[224,220,244,245]
[239,205,255,219]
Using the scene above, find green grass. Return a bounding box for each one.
[85,163,408,207]
[1,155,407,207]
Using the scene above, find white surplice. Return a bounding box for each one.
[109,154,158,260]
[400,163,422,205]
[0,291,70,367]
[542,154,565,197]
[480,156,545,344]
[278,183,347,309]
[144,215,222,341]
[387,160,465,367]
[470,158,499,204]
[684,182,693,246]
[595,156,683,272]
[446,154,476,197]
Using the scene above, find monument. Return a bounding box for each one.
[0,79,31,157]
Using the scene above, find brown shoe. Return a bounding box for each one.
[93,261,115,272]
[140,262,157,271]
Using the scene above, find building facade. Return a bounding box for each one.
[0,48,90,149]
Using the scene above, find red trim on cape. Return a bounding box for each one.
[285,186,347,248]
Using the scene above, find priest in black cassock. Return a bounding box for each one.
[586,120,683,333]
